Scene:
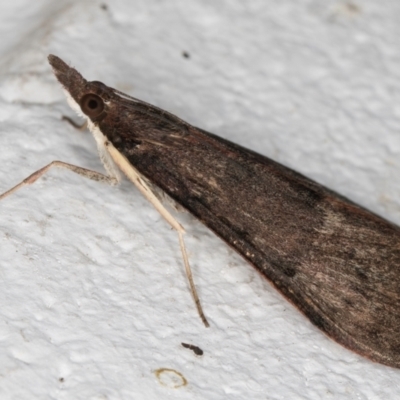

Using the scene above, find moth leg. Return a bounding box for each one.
[0,160,118,201]
[177,231,210,327]
[106,142,210,327]
[62,115,88,131]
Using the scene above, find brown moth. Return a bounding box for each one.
[2,54,400,368]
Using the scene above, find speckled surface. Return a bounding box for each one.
[0,1,400,399]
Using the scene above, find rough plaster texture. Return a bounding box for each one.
[0,1,400,399]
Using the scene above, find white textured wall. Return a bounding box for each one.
[0,1,400,399]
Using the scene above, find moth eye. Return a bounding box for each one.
[80,94,104,118]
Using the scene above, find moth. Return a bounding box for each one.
[1,54,400,369]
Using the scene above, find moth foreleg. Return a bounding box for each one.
[0,160,119,201]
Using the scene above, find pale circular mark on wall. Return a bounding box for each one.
[154,368,187,388]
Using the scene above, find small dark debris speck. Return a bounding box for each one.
[181,342,203,356]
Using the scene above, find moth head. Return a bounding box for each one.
[77,81,111,121]
[48,55,110,122]
[79,93,105,119]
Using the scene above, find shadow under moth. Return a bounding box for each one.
[1,54,399,369]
